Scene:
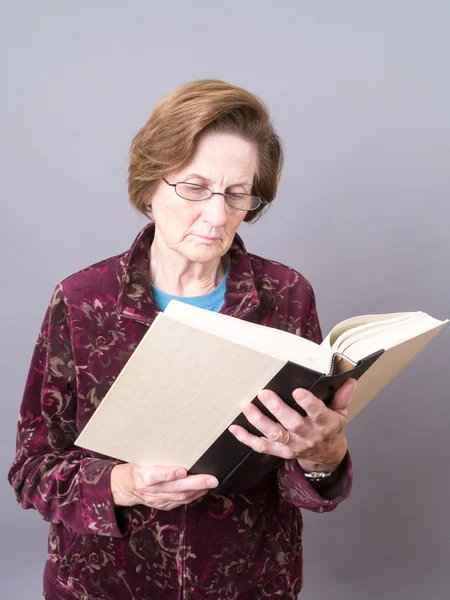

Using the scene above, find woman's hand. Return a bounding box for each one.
[110,464,218,510]
[229,379,356,473]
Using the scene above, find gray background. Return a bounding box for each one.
[1,1,449,598]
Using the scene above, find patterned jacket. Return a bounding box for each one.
[8,223,352,599]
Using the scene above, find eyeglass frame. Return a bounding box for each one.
[162,178,265,212]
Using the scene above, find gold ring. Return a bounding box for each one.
[279,430,290,447]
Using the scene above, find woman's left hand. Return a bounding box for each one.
[228,378,356,474]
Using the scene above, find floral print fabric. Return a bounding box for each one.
[8,223,351,599]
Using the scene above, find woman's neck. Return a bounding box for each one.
[149,236,227,297]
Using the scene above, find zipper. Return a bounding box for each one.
[122,289,258,325]
[121,308,155,327]
[123,306,188,599]
[222,292,259,321]
[178,504,187,600]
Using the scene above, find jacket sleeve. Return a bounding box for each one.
[277,453,352,512]
[7,285,130,537]
[277,280,353,510]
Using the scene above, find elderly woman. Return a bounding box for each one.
[8,79,355,600]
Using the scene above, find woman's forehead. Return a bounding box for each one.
[177,132,258,184]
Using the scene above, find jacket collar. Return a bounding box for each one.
[117,222,260,325]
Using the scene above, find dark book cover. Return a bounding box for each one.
[189,350,383,494]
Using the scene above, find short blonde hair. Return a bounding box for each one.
[128,79,283,222]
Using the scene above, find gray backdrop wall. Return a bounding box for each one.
[1,2,449,599]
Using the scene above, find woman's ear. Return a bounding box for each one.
[143,189,153,210]
[142,193,153,219]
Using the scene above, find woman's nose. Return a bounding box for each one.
[201,193,229,226]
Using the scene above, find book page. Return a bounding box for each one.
[339,312,446,360]
[76,315,286,469]
[330,314,414,352]
[322,312,413,349]
[347,324,447,421]
[164,300,331,373]
[320,311,448,419]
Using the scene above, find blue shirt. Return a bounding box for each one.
[150,268,230,313]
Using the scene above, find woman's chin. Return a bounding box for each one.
[179,238,226,262]
[186,246,225,264]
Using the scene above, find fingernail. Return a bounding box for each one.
[175,469,186,478]
[294,389,307,400]
[208,477,218,487]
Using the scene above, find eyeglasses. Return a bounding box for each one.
[162,178,264,212]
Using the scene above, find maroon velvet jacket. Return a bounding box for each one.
[8,224,352,599]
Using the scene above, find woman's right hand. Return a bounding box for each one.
[110,463,219,510]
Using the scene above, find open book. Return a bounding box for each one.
[75,302,447,494]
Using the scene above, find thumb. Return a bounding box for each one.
[328,378,357,415]
[137,465,187,487]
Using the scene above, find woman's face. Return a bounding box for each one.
[147,131,258,265]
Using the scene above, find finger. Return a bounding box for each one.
[292,389,329,425]
[153,473,218,494]
[256,390,307,435]
[143,488,210,505]
[142,489,209,509]
[229,424,292,459]
[240,401,292,444]
[328,379,357,416]
[180,490,210,504]
[136,465,187,487]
